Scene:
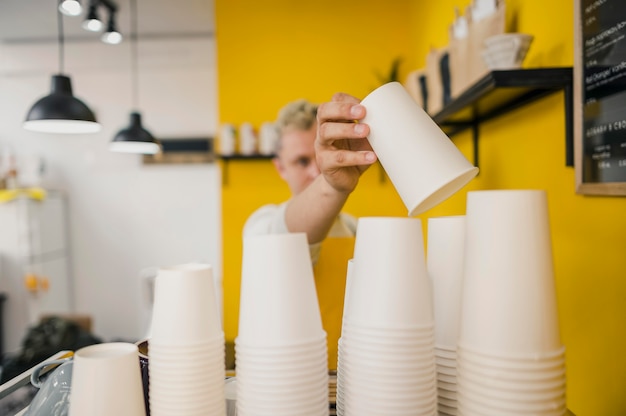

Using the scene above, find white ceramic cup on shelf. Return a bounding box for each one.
[360,82,478,215]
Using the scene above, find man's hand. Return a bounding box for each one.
[315,93,377,194]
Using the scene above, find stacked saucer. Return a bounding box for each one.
[337,217,437,416]
[236,233,329,416]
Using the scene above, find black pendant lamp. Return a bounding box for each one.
[24,3,101,134]
[110,0,160,154]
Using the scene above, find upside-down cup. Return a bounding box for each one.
[360,82,478,215]
[238,233,325,345]
[69,343,146,416]
[346,217,433,328]
[150,263,222,346]
[427,215,466,349]
[460,190,562,357]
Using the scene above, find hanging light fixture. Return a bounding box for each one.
[82,1,103,32]
[110,0,160,155]
[58,0,82,16]
[23,3,101,134]
[101,7,123,45]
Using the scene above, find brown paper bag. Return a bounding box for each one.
[467,1,506,86]
[404,69,428,110]
[426,46,449,115]
[449,6,473,98]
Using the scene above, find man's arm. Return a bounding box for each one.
[284,174,351,243]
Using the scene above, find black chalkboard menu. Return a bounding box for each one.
[574,0,626,195]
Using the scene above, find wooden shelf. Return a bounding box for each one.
[432,67,574,168]
[219,154,275,161]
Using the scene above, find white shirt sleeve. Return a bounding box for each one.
[243,202,356,265]
[242,203,289,236]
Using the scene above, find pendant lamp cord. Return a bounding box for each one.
[131,0,139,110]
[57,2,65,74]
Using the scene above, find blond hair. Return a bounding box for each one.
[274,99,318,153]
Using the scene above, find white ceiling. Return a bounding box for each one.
[0,0,215,44]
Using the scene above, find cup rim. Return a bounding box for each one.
[342,319,435,332]
[457,374,566,403]
[455,365,566,390]
[458,343,566,362]
[235,333,327,349]
[457,386,567,413]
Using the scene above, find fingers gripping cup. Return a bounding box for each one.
[360,82,478,216]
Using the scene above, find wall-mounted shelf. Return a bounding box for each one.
[219,154,275,185]
[432,67,573,168]
[142,138,215,165]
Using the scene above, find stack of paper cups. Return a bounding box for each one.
[236,233,329,416]
[457,190,566,415]
[149,263,226,416]
[427,216,466,415]
[338,217,437,416]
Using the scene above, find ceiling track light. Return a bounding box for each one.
[59,0,82,17]
[101,9,123,45]
[76,0,122,44]
[24,3,101,134]
[82,1,103,32]
[110,0,160,155]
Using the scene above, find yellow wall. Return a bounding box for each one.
[215,0,416,341]
[216,0,626,414]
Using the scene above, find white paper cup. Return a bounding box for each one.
[150,263,222,345]
[340,338,435,358]
[347,217,433,327]
[360,82,478,215]
[457,344,566,371]
[236,373,329,394]
[235,349,327,365]
[457,386,567,413]
[455,365,566,393]
[340,386,437,413]
[341,259,354,324]
[435,355,457,367]
[235,356,328,374]
[457,358,566,383]
[341,326,435,345]
[427,215,465,349]
[236,395,328,416]
[457,343,565,369]
[235,335,327,354]
[69,343,146,416]
[437,379,458,392]
[460,190,562,356]
[437,402,459,415]
[238,233,324,345]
